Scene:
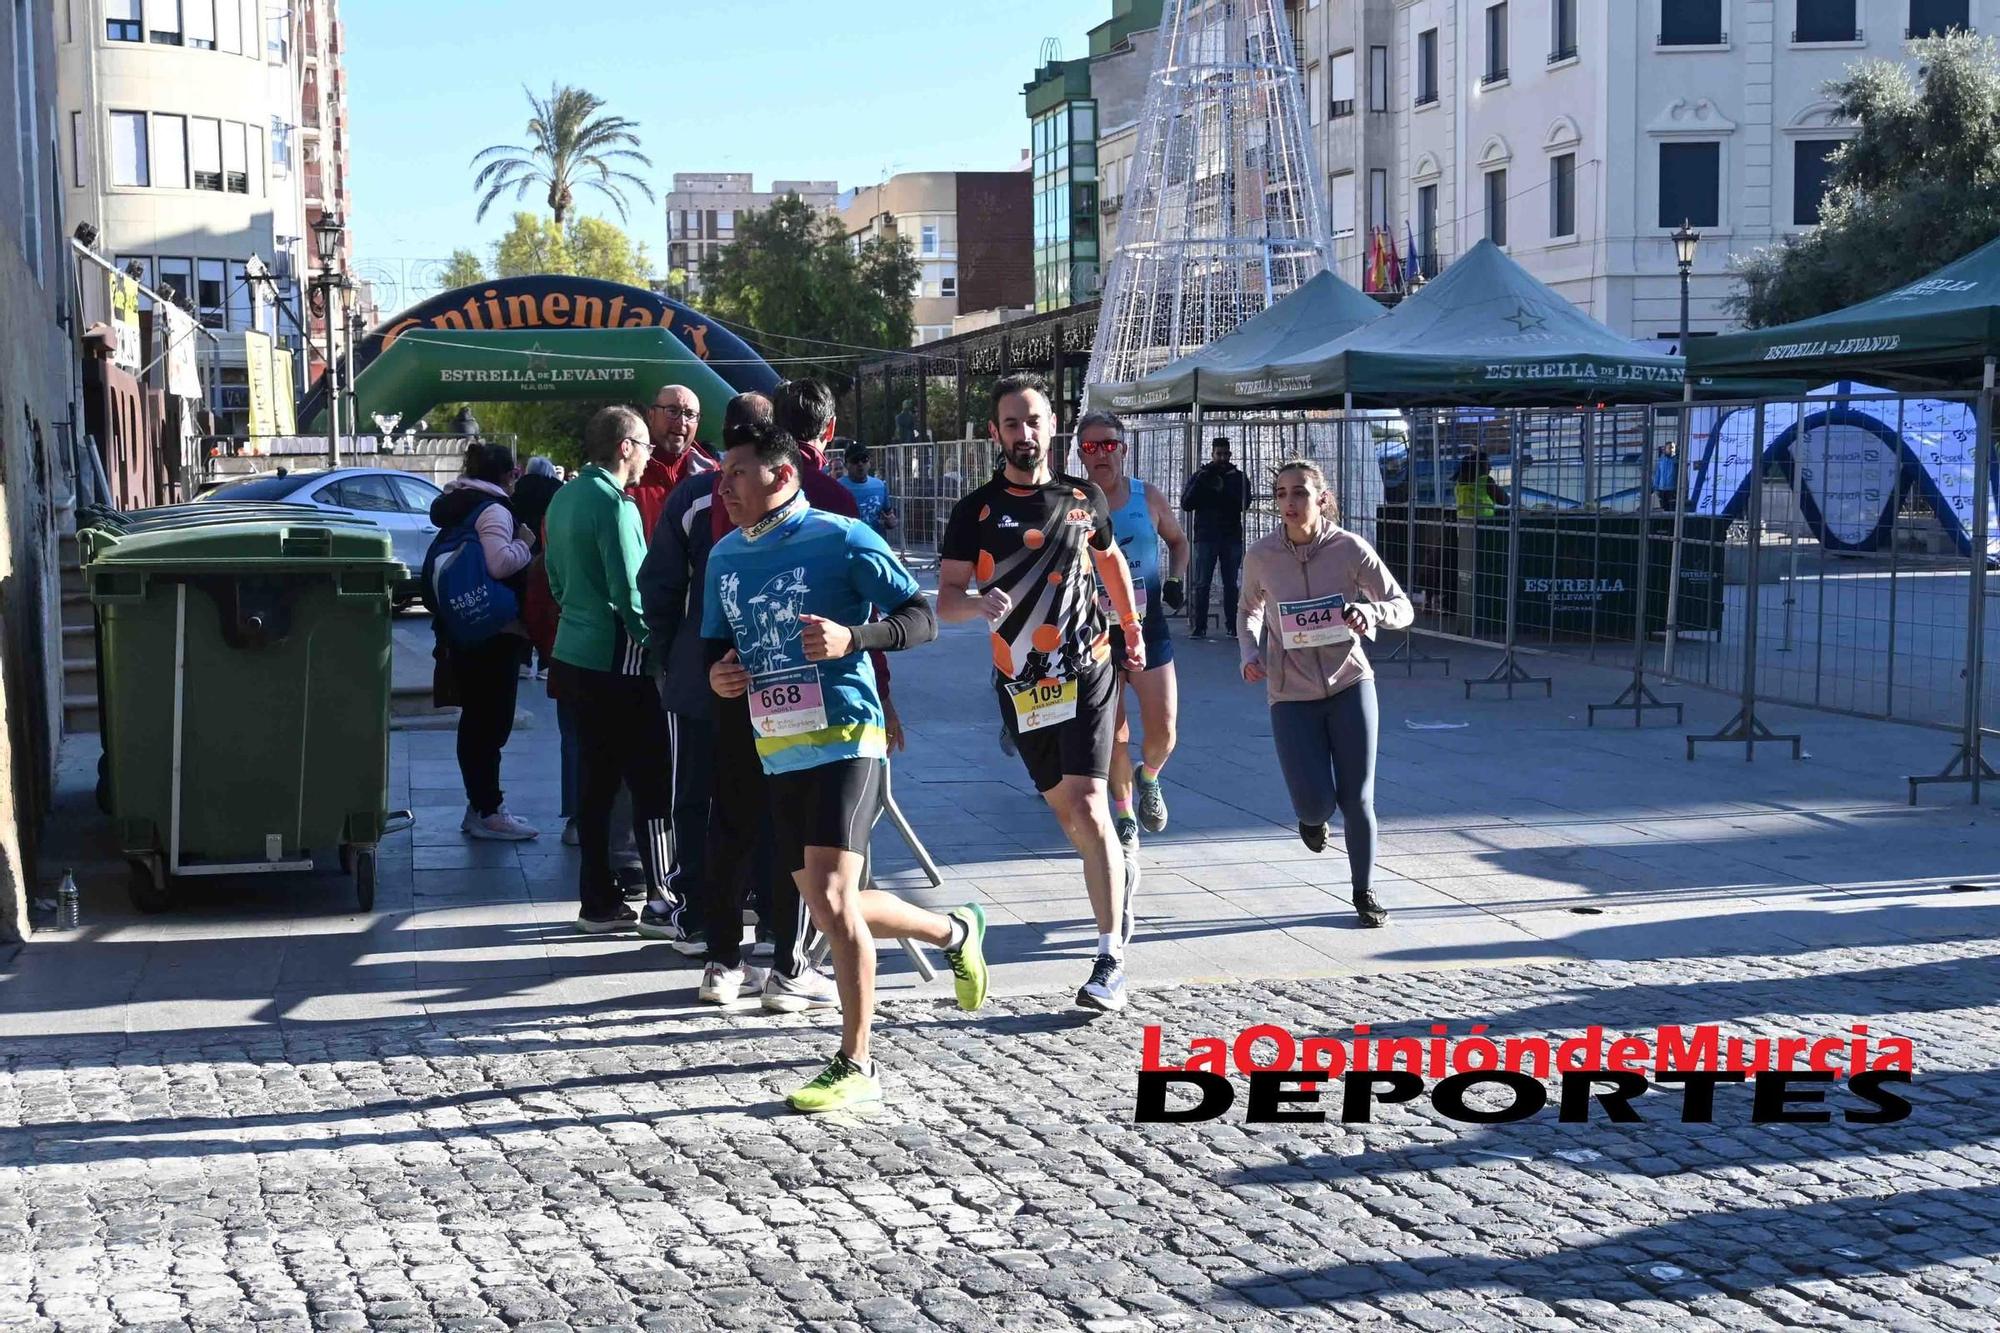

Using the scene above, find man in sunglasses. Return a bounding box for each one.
[1074,411,1187,863]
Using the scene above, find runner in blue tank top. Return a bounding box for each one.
[1075,409,1189,932]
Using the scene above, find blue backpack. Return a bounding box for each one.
[422,499,519,646]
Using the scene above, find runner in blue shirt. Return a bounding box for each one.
[703,420,989,1114]
[837,441,896,533]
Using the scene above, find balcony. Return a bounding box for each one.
[1415,91,1439,108]
[301,97,321,129]
[1548,45,1579,63]
[1657,30,1726,46]
[303,167,324,203]
[1796,25,1861,42]
[1907,26,1973,38]
[1479,68,1510,87]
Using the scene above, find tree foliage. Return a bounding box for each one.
[1732,33,2000,327]
[470,84,654,228]
[697,196,922,391]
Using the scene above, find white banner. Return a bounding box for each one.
[163,304,201,400]
[1689,384,1999,557]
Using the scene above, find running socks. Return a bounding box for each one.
[1098,931,1125,960]
[1139,763,1162,783]
[1112,793,1135,819]
[945,914,970,951]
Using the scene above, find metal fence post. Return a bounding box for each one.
[1908,355,1997,802]
[1662,384,1695,677]
[1590,403,1682,725]
[1381,407,1450,675]
[1466,409,1551,699]
[1689,399,1802,760]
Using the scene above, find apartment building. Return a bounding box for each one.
[837,172,1033,344]
[1293,0,1988,341]
[58,0,356,430]
[664,172,841,298]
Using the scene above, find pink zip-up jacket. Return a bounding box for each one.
[1238,523,1413,704]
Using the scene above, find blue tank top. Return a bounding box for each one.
[1105,478,1162,609]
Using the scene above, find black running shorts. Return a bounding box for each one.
[767,757,886,874]
[996,659,1118,793]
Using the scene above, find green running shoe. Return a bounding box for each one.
[945,903,990,1011]
[1135,773,1169,833]
[788,1053,881,1114]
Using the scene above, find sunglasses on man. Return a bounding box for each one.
[1077,438,1124,455]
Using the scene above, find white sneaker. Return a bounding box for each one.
[762,967,838,1013]
[466,807,539,841]
[698,962,766,1005]
[561,818,579,847]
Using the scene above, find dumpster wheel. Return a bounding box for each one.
[353,847,376,912]
[126,854,171,914]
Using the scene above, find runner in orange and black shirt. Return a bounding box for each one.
[939,372,1143,1012]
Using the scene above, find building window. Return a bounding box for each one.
[157,256,192,309]
[1330,50,1356,118]
[269,115,290,171]
[1908,1,1969,38]
[1550,152,1576,238]
[189,115,221,190]
[109,110,149,185]
[941,275,956,299]
[1369,46,1389,112]
[228,259,252,329]
[1485,168,1508,246]
[223,120,248,192]
[150,111,186,188]
[70,110,86,188]
[1552,0,1579,59]
[13,0,39,270]
[716,208,733,237]
[1659,141,1721,227]
[249,122,262,194]
[146,0,182,45]
[1796,0,1858,41]
[1417,184,1439,275]
[920,222,938,255]
[216,0,240,53]
[1417,28,1439,104]
[1308,62,1322,124]
[1483,3,1509,84]
[1660,0,1724,45]
[183,0,213,48]
[1793,138,1843,223]
[1330,171,1355,238]
[195,258,223,327]
[107,0,141,41]
[1368,168,1388,232]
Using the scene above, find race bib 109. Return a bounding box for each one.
[1277,595,1352,650]
[749,665,828,738]
[1006,676,1078,733]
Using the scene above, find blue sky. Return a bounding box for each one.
[344,0,1094,294]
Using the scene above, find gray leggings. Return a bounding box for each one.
[1270,680,1378,894]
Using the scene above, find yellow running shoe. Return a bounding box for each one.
[945,903,990,1011]
[788,1053,881,1114]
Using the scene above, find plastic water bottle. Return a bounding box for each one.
[56,870,80,932]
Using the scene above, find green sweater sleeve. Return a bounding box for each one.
[604,495,651,649]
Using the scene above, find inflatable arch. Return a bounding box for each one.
[302,274,779,431]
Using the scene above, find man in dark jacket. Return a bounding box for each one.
[1179,435,1252,638]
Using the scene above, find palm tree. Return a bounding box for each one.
[471,85,654,228]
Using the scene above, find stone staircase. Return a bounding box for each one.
[59,532,97,734]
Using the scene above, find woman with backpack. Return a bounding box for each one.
[427,442,540,840]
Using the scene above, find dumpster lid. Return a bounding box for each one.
[85,519,403,570]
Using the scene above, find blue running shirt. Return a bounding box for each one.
[838,474,890,529]
[703,496,920,774]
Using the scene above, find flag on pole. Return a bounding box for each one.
[1404,220,1421,286]
[1385,227,1404,292]
[1360,228,1376,293]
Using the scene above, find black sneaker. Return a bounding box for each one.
[615,866,649,902]
[575,905,638,935]
[1299,822,1328,853]
[1076,953,1127,1012]
[1354,889,1389,928]
[1114,814,1139,854]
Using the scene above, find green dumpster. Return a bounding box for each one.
[86,519,410,913]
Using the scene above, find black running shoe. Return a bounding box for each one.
[1299,822,1328,853]
[1354,888,1389,928]
[1076,953,1128,1012]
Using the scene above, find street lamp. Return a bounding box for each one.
[1672,220,1700,352]
[312,213,346,465]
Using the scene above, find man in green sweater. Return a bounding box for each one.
[544,404,689,937]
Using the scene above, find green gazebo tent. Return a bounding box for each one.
[1687,232,2000,388]
[1089,270,1386,412]
[1205,240,1694,409]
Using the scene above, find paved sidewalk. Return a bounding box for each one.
[6,618,1994,1036]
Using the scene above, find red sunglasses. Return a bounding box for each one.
[1077,438,1124,455]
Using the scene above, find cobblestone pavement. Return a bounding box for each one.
[4,936,1996,1331]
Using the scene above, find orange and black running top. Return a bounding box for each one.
[943,471,1117,684]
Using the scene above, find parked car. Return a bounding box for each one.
[197,468,443,605]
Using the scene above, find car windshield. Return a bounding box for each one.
[198,475,322,502]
